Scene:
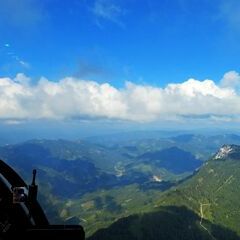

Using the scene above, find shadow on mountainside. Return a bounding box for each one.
[88,206,240,240]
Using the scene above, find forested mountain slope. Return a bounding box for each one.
[90,145,240,240]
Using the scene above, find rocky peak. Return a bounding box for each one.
[214,144,240,160]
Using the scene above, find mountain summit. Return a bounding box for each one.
[213,144,240,160]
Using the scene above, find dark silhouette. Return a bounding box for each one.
[0,160,85,239]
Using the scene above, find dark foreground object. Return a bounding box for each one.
[3,225,85,240]
[0,160,85,240]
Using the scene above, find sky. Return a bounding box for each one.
[1,0,240,138]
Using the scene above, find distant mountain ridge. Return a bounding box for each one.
[139,146,202,174]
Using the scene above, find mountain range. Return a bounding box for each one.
[0,133,240,238]
[90,145,240,239]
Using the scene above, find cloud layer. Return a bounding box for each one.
[0,71,240,123]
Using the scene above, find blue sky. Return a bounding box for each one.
[1,0,240,85]
[0,0,240,138]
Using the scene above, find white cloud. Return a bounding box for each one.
[220,70,240,89]
[0,71,240,123]
[2,43,31,70]
[18,60,30,69]
[92,0,125,26]
[13,55,30,69]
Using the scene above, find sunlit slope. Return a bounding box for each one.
[157,145,240,235]
[90,145,240,240]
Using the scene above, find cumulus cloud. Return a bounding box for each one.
[0,71,240,123]
[220,71,240,89]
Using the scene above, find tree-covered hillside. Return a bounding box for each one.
[90,145,240,240]
[89,206,239,240]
